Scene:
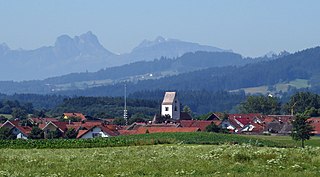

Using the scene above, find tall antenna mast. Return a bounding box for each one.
[124,84,128,125]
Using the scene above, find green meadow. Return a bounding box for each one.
[1,133,320,176]
[1,144,320,177]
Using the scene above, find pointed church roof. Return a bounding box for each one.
[162,92,177,105]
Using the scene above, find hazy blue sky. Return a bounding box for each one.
[1,0,320,57]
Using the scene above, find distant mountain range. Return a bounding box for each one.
[3,30,317,99]
[0,46,296,96]
[0,31,229,81]
[120,36,230,64]
[0,51,250,94]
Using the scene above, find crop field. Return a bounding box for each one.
[0,132,307,149]
[1,144,320,177]
[0,114,12,119]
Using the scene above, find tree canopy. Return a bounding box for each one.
[291,114,314,148]
[238,95,281,115]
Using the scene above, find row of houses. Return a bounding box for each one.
[1,111,314,139]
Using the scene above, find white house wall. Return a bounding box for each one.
[161,105,173,118]
[161,98,180,120]
[80,127,110,139]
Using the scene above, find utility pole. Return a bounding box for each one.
[291,102,297,116]
[124,84,128,125]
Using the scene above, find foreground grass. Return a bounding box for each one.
[1,144,320,177]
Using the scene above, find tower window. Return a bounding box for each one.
[174,106,177,111]
[165,107,169,111]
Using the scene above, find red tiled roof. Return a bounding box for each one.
[38,123,47,129]
[138,127,200,134]
[267,115,294,123]
[81,121,103,129]
[76,125,119,138]
[180,120,215,131]
[105,125,119,131]
[262,116,277,123]
[76,130,89,139]
[4,120,32,136]
[229,113,262,119]
[118,129,139,135]
[119,126,200,135]
[234,117,252,127]
[44,121,68,132]
[226,118,242,130]
[66,122,82,131]
[250,122,264,133]
[100,126,119,136]
[308,117,320,134]
[30,118,58,123]
[63,113,86,121]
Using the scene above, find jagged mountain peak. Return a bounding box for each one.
[0,42,9,49]
[55,31,100,47]
[54,31,114,56]
[0,43,10,54]
[134,36,182,50]
[263,50,290,60]
[129,36,229,62]
[78,31,100,44]
[54,35,74,47]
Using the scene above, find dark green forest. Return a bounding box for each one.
[129,90,246,114]
[49,96,159,119]
[1,91,320,122]
[0,93,65,109]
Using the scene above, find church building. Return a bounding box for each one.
[161,92,180,120]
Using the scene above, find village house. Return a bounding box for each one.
[41,121,68,138]
[0,120,32,139]
[62,113,87,121]
[262,115,293,135]
[119,126,200,135]
[37,119,119,139]
[307,117,320,135]
[77,125,119,139]
[180,120,221,131]
[29,117,59,124]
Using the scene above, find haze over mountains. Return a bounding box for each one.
[0,31,229,81]
[2,30,318,101]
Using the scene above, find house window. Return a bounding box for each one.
[165,107,169,111]
[92,133,101,138]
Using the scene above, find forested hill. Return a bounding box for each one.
[43,51,245,84]
[57,46,320,97]
[0,51,252,94]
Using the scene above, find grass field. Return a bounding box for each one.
[230,79,310,95]
[1,144,320,177]
[0,114,12,119]
[242,135,320,147]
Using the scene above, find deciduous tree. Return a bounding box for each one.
[291,114,314,148]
